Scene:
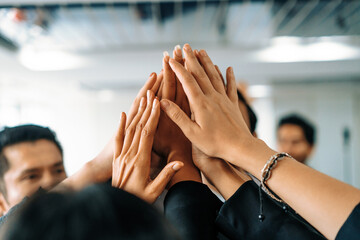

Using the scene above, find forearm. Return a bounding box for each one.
[200,160,245,200]
[228,138,360,239]
[54,157,111,192]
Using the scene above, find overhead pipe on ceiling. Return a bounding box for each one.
[280,0,319,35]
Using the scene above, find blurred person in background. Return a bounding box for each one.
[0,125,66,216]
[277,114,316,164]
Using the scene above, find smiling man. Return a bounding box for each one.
[0,124,66,216]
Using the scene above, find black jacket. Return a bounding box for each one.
[164,181,327,240]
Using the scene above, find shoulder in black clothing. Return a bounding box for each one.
[336,202,360,240]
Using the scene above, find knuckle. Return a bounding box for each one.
[136,122,144,131]
[142,127,152,137]
[171,110,183,122]
[163,169,172,179]
[126,127,134,136]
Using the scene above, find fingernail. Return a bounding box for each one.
[183,44,191,52]
[153,98,158,109]
[229,67,234,74]
[169,58,176,66]
[160,100,169,110]
[163,51,169,58]
[140,97,145,108]
[149,72,155,77]
[174,45,181,56]
[172,163,183,171]
[200,50,207,57]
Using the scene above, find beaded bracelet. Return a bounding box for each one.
[258,152,294,222]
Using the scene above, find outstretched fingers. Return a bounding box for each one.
[114,112,127,159]
[122,97,147,154]
[173,45,184,65]
[130,90,156,154]
[168,58,204,106]
[182,44,215,95]
[196,49,226,94]
[162,53,176,101]
[160,99,198,138]
[226,67,238,103]
[127,73,157,128]
[138,97,161,161]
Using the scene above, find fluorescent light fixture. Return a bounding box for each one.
[256,37,360,63]
[18,46,87,71]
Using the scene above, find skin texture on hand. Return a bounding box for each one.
[152,48,201,188]
[160,44,360,239]
[54,73,165,193]
[112,91,183,204]
[160,44,254,165]
[192,144,245,200]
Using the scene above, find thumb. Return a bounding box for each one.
[160,99,197,137]
[149,161,184,198]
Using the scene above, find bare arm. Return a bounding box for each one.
[160,44,360,239]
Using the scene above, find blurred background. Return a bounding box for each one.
[0,0,359,187]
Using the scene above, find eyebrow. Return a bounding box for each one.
[19,168,41,176]
[52,161,64,168]
[19,161,64,176]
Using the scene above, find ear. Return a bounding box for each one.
[0,193,10,216]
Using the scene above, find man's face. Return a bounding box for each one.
[0,139,66,212]
[277,124,313,164]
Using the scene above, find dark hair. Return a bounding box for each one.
[0,184,179,240]
[278,114,316,145]
[0,124,63,196]
[237,90,257,133]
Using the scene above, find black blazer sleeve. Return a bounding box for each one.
[336,202,360,240]
[215,181,326,240]
[164,181,223,240]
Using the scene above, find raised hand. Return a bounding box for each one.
[112,90,183,203]
[160,44,254,167]
[126,73,162,128]
[152,48,201,188]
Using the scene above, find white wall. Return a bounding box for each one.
[252,81,360,188]
[0,77,138,175]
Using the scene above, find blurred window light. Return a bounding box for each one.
[248,85,272,98]
[18,46,87,71]
[256,37,360,63]
[0,104,21,127]
[97,90,115,102]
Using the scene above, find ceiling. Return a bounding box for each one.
[0,0,359,88]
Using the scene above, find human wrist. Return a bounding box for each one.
[226,138,277,179]
[167,152,201,188]
[202,160,245,200]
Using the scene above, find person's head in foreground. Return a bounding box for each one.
[0,184,179,240]
[0,124,66,214]
[277,114,316,164]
